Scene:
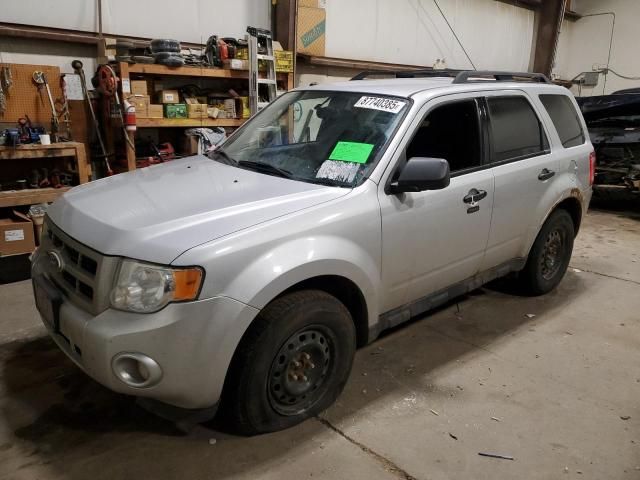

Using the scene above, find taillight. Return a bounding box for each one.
[589,151,596,185]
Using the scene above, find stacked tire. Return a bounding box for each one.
[150,39,184,67]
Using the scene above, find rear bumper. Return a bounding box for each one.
[32,261,259,409]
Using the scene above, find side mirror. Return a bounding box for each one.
[388,157,450,194]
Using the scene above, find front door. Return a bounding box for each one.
[378,96,494,314]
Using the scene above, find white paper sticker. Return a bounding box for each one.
[121,78,131,93]
[63,74,85,100]
[165,93,176,102]
[354,96,406,114]
[316,160,360,183]
[5,229,25,242]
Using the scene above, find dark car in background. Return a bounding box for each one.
[577,92,640,204]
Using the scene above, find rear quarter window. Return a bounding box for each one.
[539,94,586,148]
[487,96,549,162]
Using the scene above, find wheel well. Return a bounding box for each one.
[553,197,582,236]
[281,276,369,347]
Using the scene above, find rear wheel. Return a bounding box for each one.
[220,290,356,435]
[519,209,575,295]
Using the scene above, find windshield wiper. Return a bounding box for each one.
[238,160,294,179]
[209,149,238,165]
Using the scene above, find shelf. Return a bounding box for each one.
[125,63,289,81]
[137,118,246,128]
[0,187,71,208]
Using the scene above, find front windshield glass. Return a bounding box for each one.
[211,90,409,187]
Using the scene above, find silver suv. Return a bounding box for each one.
[32,70,593,434]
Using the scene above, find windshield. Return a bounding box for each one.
[211,90,409,187]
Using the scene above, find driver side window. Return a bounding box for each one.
[406,99,482,174]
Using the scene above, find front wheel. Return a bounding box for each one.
[220,290,356,435]
[519,209,575,295]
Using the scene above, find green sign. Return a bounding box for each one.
[328,141,374,164]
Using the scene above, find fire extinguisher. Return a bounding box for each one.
[124,98,137,132]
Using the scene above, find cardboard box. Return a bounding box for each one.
[0,211,35,256]
[224,98,237,119]
[223,59,248,70]
[182,135,200,155]
[299,0,325,7]
[239,97,250,118]
[297,6,326,56]
[158,90,180,104]
[147,104,164,118]
[187,103,208,119]
[207,106,220,119]
[275,50,294,72]
[126,94,150,117]
[130,80,150,95]
[164,103,187,119]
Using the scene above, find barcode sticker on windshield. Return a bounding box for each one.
[316,160,360,183]
[354,96,406,113]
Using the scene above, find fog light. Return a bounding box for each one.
[112,352,162,388]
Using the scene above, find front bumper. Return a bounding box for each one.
[32,259,259,409]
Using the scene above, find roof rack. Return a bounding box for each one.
[452,71,551,84]
[350,69,462,81]
[350,69,551,84]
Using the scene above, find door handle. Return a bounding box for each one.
[538,168,556,181]
[463,188,488,204]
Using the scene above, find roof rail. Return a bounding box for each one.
[350,69,462,80]
[452,70,551,84]
[350,69,551,84]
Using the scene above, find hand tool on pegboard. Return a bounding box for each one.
[72,60,113,176]
[55,75,73,141]
[32,71,60,142]
[0,65,12,114]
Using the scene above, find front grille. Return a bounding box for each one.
[40,217,120,315]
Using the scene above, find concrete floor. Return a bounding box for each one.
[0,209,638,480]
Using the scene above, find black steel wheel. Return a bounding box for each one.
[268,327,333,415]
[220,290,356,435]
[519,209,575,295]
[540,228,564,280]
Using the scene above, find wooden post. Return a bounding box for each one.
[73,142,91,183]
[532,0,566,76]
[119,62,137,172]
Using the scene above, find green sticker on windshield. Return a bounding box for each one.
[329,141,374,164]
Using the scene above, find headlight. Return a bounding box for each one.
[110,259,204,313]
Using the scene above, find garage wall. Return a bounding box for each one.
[1,0,270,43]
[324,0,535,71]
[0,0,269,76]
[554,0,640,95]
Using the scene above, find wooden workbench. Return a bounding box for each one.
[0,142,90,208]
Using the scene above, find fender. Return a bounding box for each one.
[226,236,380,324]
[520,171,587,259]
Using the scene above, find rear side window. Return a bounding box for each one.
[539,94,585,148]
[487,96,549,162]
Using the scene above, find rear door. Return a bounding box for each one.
[480,91,559,270]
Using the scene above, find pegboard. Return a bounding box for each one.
[0,63,63,128]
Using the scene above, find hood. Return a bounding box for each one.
[47,156,349,264]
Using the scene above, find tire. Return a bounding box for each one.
[150,39,181,53]
[519,209,575,295]
[220,290,356,435]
